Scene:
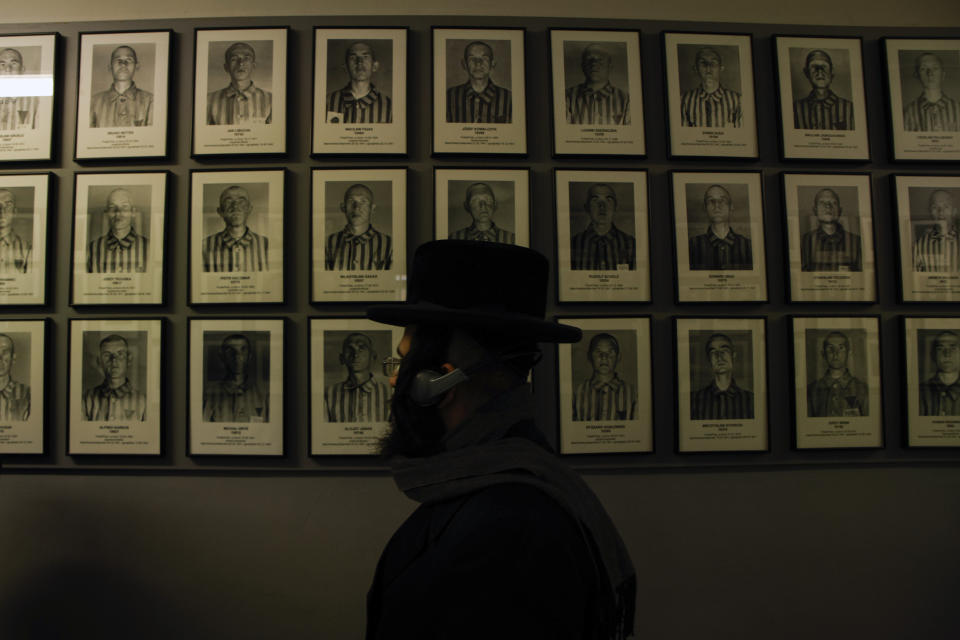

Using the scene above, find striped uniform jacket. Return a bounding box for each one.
[690,380,754,420]
[680,85,742,128]
[87,229,149,274]
[800,224,862,272]
[207,83,273,125]
[448,222,515,244]
[0,379,30,421]
[570,224,636,271]
[325,225,392,271]
[202,379,268,422]
[0,96,39,130]
[82,380,147,421]
[689,227,753,270]
[324,375,391,423]
[89,84,154,127]
[919,375,960,416]
[913,227,960,273]
[326,84,392,123]
[0,232,31,274]
[572,374,636,421]
[202,228,268,272]
[793,90,854,130]
[807,370,868,417]
[904,94,960,132]
[446,81,512,124]
[565,82,630,126]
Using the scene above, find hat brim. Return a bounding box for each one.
[367,303,582,343]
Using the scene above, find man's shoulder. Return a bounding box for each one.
[451,483,579,537]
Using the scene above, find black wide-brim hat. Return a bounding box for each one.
[367,240,581,343]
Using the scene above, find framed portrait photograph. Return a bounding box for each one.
[0,173,50,306]
[189,168,284,305]
[75,30,171,160]
[671,171,767,303]
[188,317,284,456]
[662,31,758,159]
[903,317,960,447]
[0,319,46,454]
[556,316,652,454]
[883,38,960,161]
[309,317,402,455]
[67,318,163,455]
[192,27,288,157]
[312,28,407,155]
[782,172,876,303]
[71,171,167,305]
[555,169,650,303]
[548,29,645,157]
[893,174,960,302]
[310,168,406,303]
[674,317,768,453]
[791,315,883,449]
[434,168,529,246]
[0,33,57,163]
[773,36,869,161]
[432,27,526,155]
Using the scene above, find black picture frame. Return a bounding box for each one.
[0,32,59,163]
[0,318,48,455]
[0,172,53,306]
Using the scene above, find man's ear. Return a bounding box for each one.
[436,363,458,409]
[372,61,381,73]
[461,58,468,73]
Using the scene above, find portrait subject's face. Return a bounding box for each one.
[0,49,24,75]
[581,46,611,84]
[934,334,960,374]
[340,185,375,228]
[589,338,620,376]
[916,54,944,90]
[695,50,723,85]
[813,190,841,225]
[929,191,955,221]
[110,47,139,83]
[804,54,833,90]
[707,337,735,375]
[346,43,379,82]
[99,339,130,381]
[0,336,13,378]
[105,189,135,235]
[466,188,496,225]
[340,335,374,375]
[463,43,494,83]
[225,45,256,84]
[823,335,849,371]
[585,185,617,227]
[0,190,15,232]
[703,186,732,224]
[218,187,252,228]
[221,337,250,376]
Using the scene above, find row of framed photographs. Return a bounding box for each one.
[1,29,958,161]
[1,315,957,456]
[2,169,958,306]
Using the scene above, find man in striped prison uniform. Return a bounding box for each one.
[800,188,862,271]
[690,333,754,420]
[565,43,630,126]
[0,189,31,274]
[680,47,742,128]
[87,188,149,274]
[570,183,636,270]
[904,53,959,132]
[326,41,392,124]
[82,334,147,421]
[572,332,636,421]
[202,185,268,272]
[0,334,30,421]
[89,46,153,128]
[807,331,868,418]
[0,48,39,131]
[793,50,855,130]
[919,331,960,416]
[203,334,268,422]
[325,183,392,271]
[913,189,960,273]
[689,185,752,270]
[446,41,511,124]
[325,332,391,423]
[448,182,515,244]
[207,42,272,125]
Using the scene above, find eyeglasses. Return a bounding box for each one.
[382,356,402,378]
